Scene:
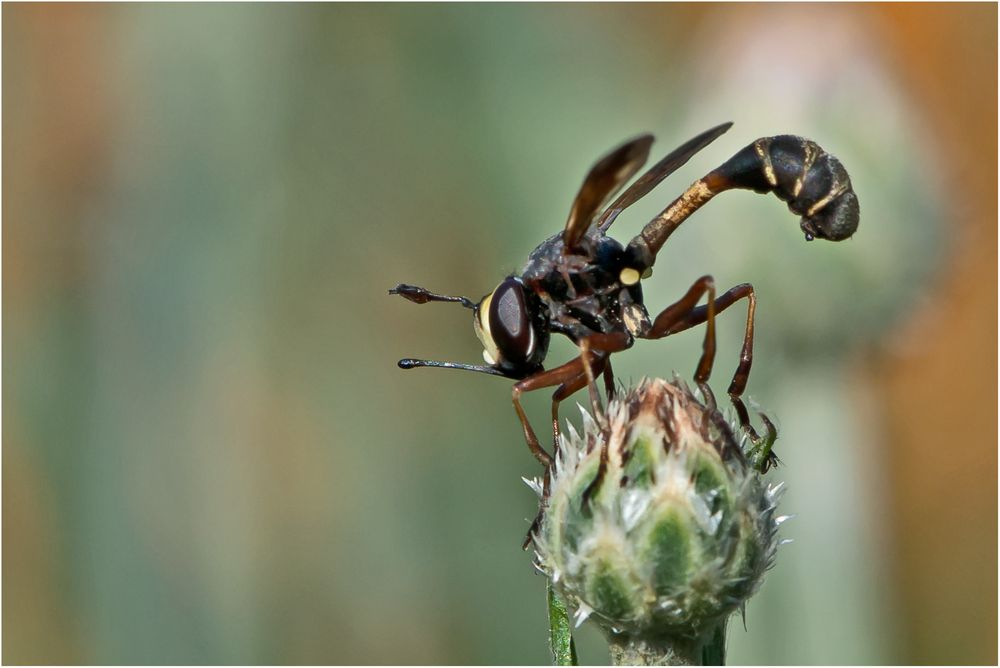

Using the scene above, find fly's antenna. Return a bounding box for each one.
[398,358,509,377]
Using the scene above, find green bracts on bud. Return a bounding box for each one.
[529,379,783,661]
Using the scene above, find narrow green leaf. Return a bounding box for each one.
[547,582,578,666]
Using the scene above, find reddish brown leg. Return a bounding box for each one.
[731,395,761,442]
[569,333,632,506]
[547,332,631,449]
[647,282,763,439]
[550,374,587,448]
[522,369,593,552]
[521,349,613,550]
[518,333,633,543]
[581,332,632,412]
[697,380,718,435]
[578,339,603,418]
[585,332,634,356]
[513,357,595,468]
[644,275,718,385]
[602,357,616,401]
[550,356,606,447]
[658,283,757,397]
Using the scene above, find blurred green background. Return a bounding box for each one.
[3,4,996,664]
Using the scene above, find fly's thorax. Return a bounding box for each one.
[523,232,649,339]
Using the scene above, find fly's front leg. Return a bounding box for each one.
[513,357,599,468]
[579,332,633,416]
[518,333,633,545]
[646,282,771,447]
[578,339,603,420]
[515,355,603,550]
[547,332,632,450]
[548,348,618,450]
[574,332,633,506]
[550,360,605,451]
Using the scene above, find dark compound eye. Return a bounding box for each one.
[489,277,535,365]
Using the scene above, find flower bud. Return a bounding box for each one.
[529,378,783,653]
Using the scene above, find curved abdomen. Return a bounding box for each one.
[711,135,859,241]
[627,134,860,270]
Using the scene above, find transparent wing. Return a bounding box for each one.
[597,122,733,232]
[562,134,654,250]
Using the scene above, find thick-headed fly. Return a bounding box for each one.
[391,122,858,472]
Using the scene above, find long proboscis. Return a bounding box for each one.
[398,358,509,377]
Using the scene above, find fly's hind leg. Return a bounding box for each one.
[602,357,616,402]
[641,281,773,449]
[642,275,719,385]
[652,282,757,397]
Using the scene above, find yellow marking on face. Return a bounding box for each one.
[474,288,501,365]
[619,267,641,286]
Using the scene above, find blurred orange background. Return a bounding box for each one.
[3,3,996,664]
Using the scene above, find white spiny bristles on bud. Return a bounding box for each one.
[529,379,784,664]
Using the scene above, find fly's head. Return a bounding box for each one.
[473,276,550,379]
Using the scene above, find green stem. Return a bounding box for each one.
[607,635,702,666]
[547,583,578,666]
[701,621,727,666]
[607,622,727,667]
